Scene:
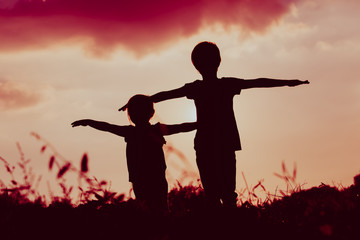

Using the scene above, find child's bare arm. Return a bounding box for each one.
[71,119,129,137]
[150,87,187,103]
[118,87,187,111]
[235,78,309,89]
[160,122,197,136]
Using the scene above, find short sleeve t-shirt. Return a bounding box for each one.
[183,77,242,151]
[124,123,167,183]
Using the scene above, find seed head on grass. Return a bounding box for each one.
[57,163,71,179]
[274,161,300,197]
[41,145,47,153]
[81,153,88,173]
[49,156,55,170]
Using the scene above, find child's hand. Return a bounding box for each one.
[288,80,309,87]
[71,120,90,127]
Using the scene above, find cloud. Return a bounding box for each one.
[0,80,44,111]
[0,0,302,56]
[0,0,18,9]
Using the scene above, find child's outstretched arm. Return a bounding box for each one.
[150,87,187,103]
[118,87,187,111]
[71,119,129,137]
[160,122,197,136]
[237,78,309,89]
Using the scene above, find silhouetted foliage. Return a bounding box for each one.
[1,137,359,239]
[1,179,360,240]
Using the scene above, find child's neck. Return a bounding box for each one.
[201,72,218,81]
[135,122,151,127]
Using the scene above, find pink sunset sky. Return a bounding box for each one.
[1,0,359,199]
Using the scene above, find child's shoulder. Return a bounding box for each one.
[184,79,202,87]
[152,122,166,130]
[182,80,203,95]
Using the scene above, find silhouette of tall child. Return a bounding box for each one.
[72,94,196,212]
[120,42,309,209]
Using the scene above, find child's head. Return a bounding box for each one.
[191,41,221,76]
[127,94,154,125]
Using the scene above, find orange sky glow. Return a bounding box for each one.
[1,0,359,202]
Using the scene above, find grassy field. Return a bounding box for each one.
[1,135,360,240]
[1,180,360,240]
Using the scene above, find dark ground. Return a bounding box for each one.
[1,183,360,240]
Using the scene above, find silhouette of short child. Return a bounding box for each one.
[120,42,309,209]
[72,94,196,212]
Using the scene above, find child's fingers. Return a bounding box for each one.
[118,104,128,111]
[71,121,81,127]
[290,80,309,86]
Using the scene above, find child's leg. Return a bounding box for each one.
[148,176,168,212]
[220,150,238,208]
[133,174,168,213]
[196,149,222,209]
[132,181,147,206]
